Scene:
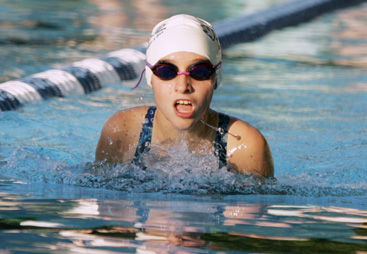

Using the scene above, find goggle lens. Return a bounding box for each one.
[190,64,212,80]
[154,64,178,80]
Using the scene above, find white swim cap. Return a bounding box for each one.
[145,14,222,88]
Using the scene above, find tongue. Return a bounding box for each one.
[176,104,192,113]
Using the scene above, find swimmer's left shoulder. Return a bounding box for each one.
[228,116,264,142]
[226,116,274,178]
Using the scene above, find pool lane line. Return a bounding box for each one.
[0,0,365,111]
[0,48,146,111]
[214,0,366,48]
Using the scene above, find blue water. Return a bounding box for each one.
[1,0,367,253]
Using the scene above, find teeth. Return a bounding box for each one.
[176,100,191,105]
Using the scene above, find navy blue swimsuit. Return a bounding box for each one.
[133,106,230,168]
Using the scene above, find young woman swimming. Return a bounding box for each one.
[96,14,274,178]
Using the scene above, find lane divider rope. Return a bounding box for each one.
[0,48,146,111]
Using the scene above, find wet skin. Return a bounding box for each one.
[96,52,274,178]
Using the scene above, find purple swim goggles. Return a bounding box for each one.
[132,60,221,89]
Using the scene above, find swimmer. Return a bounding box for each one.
[96,14,274,178]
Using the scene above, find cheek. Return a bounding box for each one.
[152,76,174,91]
[195,82,214,101]
[152,83,173,107]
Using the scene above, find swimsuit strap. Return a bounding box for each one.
[134,106,156,159]
[214,113,230,168]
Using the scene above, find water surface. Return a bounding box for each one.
[1,0,367,253]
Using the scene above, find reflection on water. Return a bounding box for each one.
[1,0,367,253]
[330,7,367,68]
[227,3,367,69]
[1,190,367,253]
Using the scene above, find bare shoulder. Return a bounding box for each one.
[226,116,274,178]
[95,106,151,162]
[105,106,150,129]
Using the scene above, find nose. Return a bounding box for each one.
[174,73,193,93]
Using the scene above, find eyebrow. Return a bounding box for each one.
[158,59,210,66]
[159,55,209,61]
[157,60,177,65]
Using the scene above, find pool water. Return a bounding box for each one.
[1,0,367,253]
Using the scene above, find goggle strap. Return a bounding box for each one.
[214,62,222,70]
[131,68,146,90]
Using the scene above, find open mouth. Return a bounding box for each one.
[175,100,193,115]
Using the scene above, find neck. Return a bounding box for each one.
[152,109,217,147]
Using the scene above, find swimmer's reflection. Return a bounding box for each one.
[59,199,367,253]
[61,199,266,249]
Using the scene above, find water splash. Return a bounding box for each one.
[1,144,367,197]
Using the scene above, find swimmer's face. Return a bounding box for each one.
[151,52,215,131]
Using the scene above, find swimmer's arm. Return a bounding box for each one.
[227,120,274,178]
